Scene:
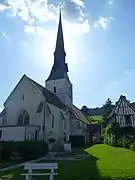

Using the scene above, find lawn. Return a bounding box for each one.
[87,115,104,124]
[0,160,22,169]
[0,144,135,180]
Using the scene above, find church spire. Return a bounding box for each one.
[46,11,69,81]
[54,10,66,60]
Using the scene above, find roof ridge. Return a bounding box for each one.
[27,75,65,109]
[107,95,135,120]
[121,95,135,112]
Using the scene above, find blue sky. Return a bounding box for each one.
[0,0,135,111]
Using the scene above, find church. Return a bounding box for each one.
[0,12,90,147]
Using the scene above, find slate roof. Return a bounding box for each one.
[71,105,90,124]
[27,76,66,109]
[2,74,88,124]
[29,77,89,123]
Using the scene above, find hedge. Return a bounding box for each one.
[0,141,48,161]
[104,122,135,151]
[69,135,85,146]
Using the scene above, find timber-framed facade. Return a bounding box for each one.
[107,95,135,127]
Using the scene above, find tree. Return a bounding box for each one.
[81,105,90,116]
[103,98,113,121]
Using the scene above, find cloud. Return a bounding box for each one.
[0,0,114,37]
[107,0,113,5]
[0,4,10,12]
[72,0,84,7]
[93,16,114,30]
[0,0,88,35]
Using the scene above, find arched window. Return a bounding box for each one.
[17,110,30,125]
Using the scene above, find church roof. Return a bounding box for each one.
[27,76,66,109]
[3,74,88,123]
[71,105,90,124]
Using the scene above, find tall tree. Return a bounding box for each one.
[81,105,90,116]
[103,98,113,121]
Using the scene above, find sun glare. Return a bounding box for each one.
[32,20,85,70]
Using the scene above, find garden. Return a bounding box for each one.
[103,122,135,151]
[0,143,135,180]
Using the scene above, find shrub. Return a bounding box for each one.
[104,122,135,149]
[104,134,117,147]
[116,138,123,147]
[0,141,48,161]
[122,137,134,149]
[69,135,85,147]
[0,141,15,160]
[103,136,109,145]
[130,143,135,151]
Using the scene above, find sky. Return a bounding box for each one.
[0,0,135,111]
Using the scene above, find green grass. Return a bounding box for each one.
[86,144,135,179]
[0,144,135,180]
[87,115,104,124]
[0,160,22,169]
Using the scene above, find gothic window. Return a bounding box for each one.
[17,110,30,125]
[125,115,131,126]
[54,87,56,93]
[18,114,23,124]
[24,113,30,124]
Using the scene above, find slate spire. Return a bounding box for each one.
[46,11,69,81]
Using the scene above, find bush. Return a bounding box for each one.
[104,135,117,147]
[130,143,135,151]
[103,122,135,149]
[0,141,48,161]
[116,138,123,147]
[0,141,15,160]
[69,135,85,147]
[122,137,133,149]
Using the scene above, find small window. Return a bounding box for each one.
[54,87,56,93]
[35,130,38,140]
[125,115,131,126]
[0,130,2,139]
[22,94,24,100]
[52,114,54,128]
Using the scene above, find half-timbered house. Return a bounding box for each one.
[107,95,135,127]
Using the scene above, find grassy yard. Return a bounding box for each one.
[0,144,135,180]
[0,160,22,169]
[87,115,104,124]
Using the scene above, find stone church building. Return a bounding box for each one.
[0,12,90,146]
